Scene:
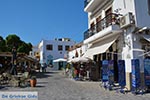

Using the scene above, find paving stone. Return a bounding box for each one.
[1,68,150,100]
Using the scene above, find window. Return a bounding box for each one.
[148,0,150,15]
[46,44,53,50]
[65,45,70,51]
[96,16,101,32]
[105,7,112,27]
[58,45,63,51]
[90,22,95,34]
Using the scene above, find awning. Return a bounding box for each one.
[142,35,150,42]
[83,35,119,58]
[70,57,92,63]
[53,58,67,62]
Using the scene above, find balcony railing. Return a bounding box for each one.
[84,13,119,40]
[84,0,92,8]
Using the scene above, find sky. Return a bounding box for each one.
[0,0,88,45]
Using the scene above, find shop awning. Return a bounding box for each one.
[83,35,119,58]
[53,58,67,62]
[70,57,92,63]
[142,35,150,42]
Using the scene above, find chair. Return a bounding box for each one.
[9,75,20,87]
[5,73,12,84]
[20,72,30,87]
[0,75,4,85]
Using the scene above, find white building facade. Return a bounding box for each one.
[68,42,87,61]
[38,38,76,66]
[29,46,40,60]
[84,0,150,90]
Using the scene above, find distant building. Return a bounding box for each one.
[29,46,40,61]
[68,42,87,61]
[38,38,76,66]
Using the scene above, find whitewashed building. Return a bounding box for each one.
[68,42,87,61]
[83,0,150,90]
[29,46,40,61]
[38,38,76,66]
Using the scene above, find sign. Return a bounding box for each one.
[102,60,109,82]
[118,60,126,87]
[131,59,140,88]
[0,92,38,100]
[144,59,150,86]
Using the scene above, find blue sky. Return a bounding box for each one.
[0,0,88,45]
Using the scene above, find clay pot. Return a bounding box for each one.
[30,78,37,87]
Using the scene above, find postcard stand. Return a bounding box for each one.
[117,60,127,94]
[101,60,114,90]
[131,59,142,95]
[144,59,150,92]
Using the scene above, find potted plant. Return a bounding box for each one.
[30,76,37,87]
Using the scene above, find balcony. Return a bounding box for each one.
[84,13,122,43]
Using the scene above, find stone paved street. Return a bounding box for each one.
[1,68,150,100]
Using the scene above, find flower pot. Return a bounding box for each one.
[30,79,37,87]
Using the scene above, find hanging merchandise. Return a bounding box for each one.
[118,60,126,87]
[131,59,140,94]
[117,60,127,93]
[102,60,109,82]
[144,59,150,86]
[108,60,114,85]
[101,60,110,90]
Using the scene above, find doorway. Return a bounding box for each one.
[58,62,63,70]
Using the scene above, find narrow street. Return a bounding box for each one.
[1,68,150,100]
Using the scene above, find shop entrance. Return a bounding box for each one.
[58,62,63,70]
[99,52,119,83]
[113,53,119,83]
[93,54,102,81]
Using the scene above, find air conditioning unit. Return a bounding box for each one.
[120,12,134,28]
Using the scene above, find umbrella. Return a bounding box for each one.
[71,57,92,63]
[53,58,67,62]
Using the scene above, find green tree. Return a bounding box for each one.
[4,34,32,54]
[0,36,6,52]
[5,34,22,51]
[17,42,32,54]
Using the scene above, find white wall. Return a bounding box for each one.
[122,32,133,72]
[113,0,150,28]
[134,0,150,28]
[113,0,135,15]
[87,0,150,30]
[132,34,145,72]
[113,0,150,73]
[39,39,76,64]
[29,46,38,58]
[68,44,87,60]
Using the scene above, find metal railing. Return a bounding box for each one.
[84,13,119,40]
